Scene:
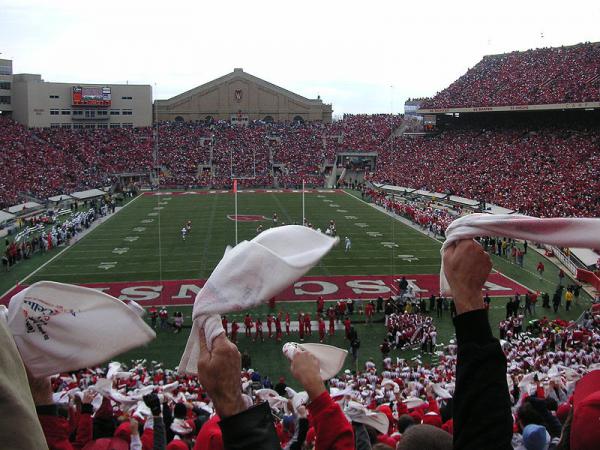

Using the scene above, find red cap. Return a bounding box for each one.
[570,370,600,450]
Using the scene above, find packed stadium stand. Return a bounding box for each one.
[2,39,600,450]
[421,42,600,108]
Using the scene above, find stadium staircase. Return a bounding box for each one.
[390,120,410,137]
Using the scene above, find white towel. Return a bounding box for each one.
[282,342,348,380]
[344,400,389,435]
[5,281,156,378]
[440,214,600,295]
[179,225,338,374]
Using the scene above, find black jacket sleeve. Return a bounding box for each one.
[453,309,513,450]
[218,402,281,450]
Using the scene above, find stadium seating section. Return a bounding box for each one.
[2,114,598,218]
[422,42,600,108]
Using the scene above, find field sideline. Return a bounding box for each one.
[0,189,590,381]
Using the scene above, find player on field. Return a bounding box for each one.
[272,212,278,225]
[285,312,291,336]
[181,226,187,241]
[275,313,282,341]
[244,313,253,337]
[186,220,192,231]
[344,236,351,253]
[318,317,326,342]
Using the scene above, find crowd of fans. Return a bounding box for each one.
[0,115,402,207]
[25,296,600,450]
[422,42,600,108]
[2,112,599,219]
[368,126,600,217]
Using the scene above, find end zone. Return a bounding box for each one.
[1,273,530,307]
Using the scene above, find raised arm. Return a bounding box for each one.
[443,239,513,450]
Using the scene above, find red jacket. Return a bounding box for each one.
[38,409,93,450]
[307,392,354,450]
[194,415,224,450]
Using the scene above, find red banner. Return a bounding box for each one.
[1,273,528,307]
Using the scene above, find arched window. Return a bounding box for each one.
[263,115,274,123]
[293,115,304,124]
[174,116,184,122]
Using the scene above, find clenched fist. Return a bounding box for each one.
[197,329,245,418]
[290,349,326,401]
[443,239,492,315]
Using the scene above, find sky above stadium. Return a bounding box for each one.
[1,0,599,116]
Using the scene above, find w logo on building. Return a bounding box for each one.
[234,89,243,102]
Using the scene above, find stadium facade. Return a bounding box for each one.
[154,68,332,124]
[0,59,152,129]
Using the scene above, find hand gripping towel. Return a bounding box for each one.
[344,400,389,435]
[6,281,156,378]
[440,214,600,295]
[179,225,338,374]
[282,342,348,380]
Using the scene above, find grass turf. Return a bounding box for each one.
[1,190,590,385]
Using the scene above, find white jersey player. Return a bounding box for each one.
[344,236,351,253]
[181,226,187,240]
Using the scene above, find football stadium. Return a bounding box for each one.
[1,4,600,449]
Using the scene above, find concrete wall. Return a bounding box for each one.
[10,74,152,128]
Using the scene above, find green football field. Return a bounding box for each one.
[25,189,441,283]
[0,189,590,385]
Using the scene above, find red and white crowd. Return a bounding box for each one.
[421,42,600,108]
[30,302,600,449]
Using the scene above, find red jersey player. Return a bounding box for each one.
[365,302,375,324]
[304,313,312,336]
[344,317,352,340]
[230,321,239,344]
[254,318,264,342]
[317,296,324,314]
[275,313,282,341]
[285,312,291,336]
[244,314,253,337]
[318,317,326,343]
[298,313,305,342]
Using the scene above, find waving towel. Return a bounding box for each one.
[283,342,348,380]
[344,400,389,435]
[440,214,600,295]
[4,281,156,378]
[179,225,338,374]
